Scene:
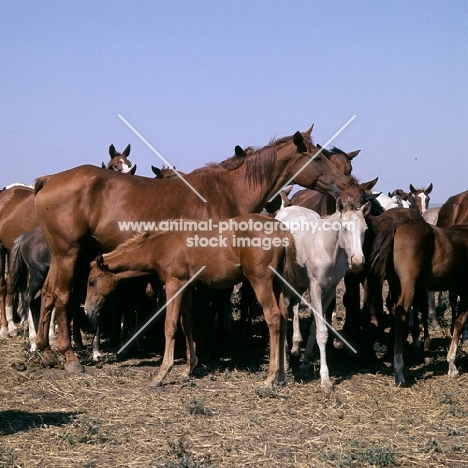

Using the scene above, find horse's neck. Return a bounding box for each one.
[189,160,290,215]
[106,250,154,279]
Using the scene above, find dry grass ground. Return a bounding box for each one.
[1,283,468,467]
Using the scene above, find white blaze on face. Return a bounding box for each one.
[120,159,131,173]
[418,192,428,213]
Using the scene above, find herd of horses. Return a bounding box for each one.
[1,123,468,393]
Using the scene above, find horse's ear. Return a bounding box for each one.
[293,132,307,153]
[409,183,417,194]
[152,166,161,177]
[109,144,116,158]
[123,144,131,157]
[336,196,345,212]
[304,124,314,139]
[130,164,137,175]
[426,183,433,194]
[364,192,381,202]
[96,253,107,271]
[101,162,107,169]
[361,177,379,192]
[347,150,360,160]
[235,145,246,157]
[362,201,372,217]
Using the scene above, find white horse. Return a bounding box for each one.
[373,192,411,210]
[276,201,370,392]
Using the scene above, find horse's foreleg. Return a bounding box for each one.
[290,300,302,358]
[151,279,185,387]
[427,290,442,331]
[307,284,333,393]
[447,295,468,376]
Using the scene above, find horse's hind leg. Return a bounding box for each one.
[151,279,185,387]
[178,290,197,378]
[251,279,284,387]
[0,248,14,338]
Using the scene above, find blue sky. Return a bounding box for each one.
[1,1,467,204]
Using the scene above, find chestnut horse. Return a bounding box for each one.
[0,184,37,337]
[370,217,468,384]
[84,214,297,387]
[1,146,137,340]
[34,126,354,373]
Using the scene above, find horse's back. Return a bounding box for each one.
[437,190,468,227]
[0,186,37,248]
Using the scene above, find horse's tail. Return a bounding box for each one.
[370,225,396,283]
[280,231,300,290]
[34,176,48,195]
[9,234,28,294]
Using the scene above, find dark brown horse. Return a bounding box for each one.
[84,214,297,387]
[34,126,354,373]
[370,216,468,384]
[102,144,136,174]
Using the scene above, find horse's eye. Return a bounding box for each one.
[89,278,96,287]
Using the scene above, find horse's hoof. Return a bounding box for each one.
[65,362,85,374]
[150,379,162,388]
[42,352,60,368]
[448,364,459,377]
[321,384,334,394]
[9,329,18,337]
[0,328,10,339]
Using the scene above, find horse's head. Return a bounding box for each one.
[410,183,433,214]
[103,144,137,174]
[84,254,118,328]
[151,165,182,179]
[285,126,352,199]
[320,145,360,177]
[336,199,371,271]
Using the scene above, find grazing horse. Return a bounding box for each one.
[275,200,370,392]
[84,214,297,387]
[102,144,136,174]
[34,125,354,373]
[370,217,468,384]
[0,184,37,337]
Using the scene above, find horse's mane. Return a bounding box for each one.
[192,143,276,188]
[99,232,149,263]
[328,146,346,156]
